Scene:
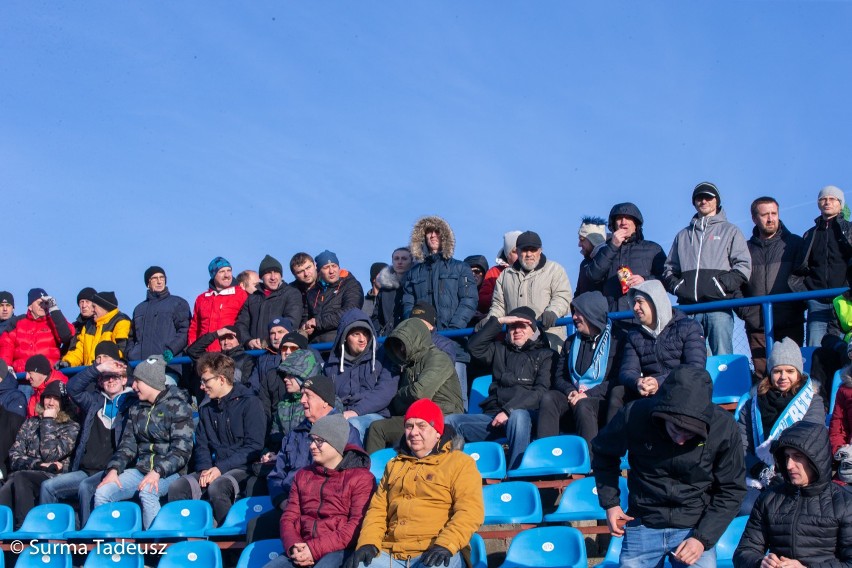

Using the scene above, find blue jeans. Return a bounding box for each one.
[348,413,385,445]
[354,551,463,568]
[264,549,345,568]
[807,299,833,347]
[39,470,103,528]
[691,309,733,356]
[93,468,179,529]
[445,410,533,470]
[621,523,717,567]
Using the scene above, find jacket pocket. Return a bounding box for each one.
[711,276,727,298]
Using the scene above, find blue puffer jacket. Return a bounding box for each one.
[126,288,191,361]
[324,309,399,418]
[0,367,26,417]
[194,382,265,473]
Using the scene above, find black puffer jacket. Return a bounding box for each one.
[236,283,304,348]
[305,271,365,344]
[734,421,852,567]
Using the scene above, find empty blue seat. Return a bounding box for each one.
[468,375,492,414]
[369,448,398,482]
[716,515,748,568]
[83,547,144,568]
[599,535,622,567]
[132,500,213,539]
[236,539,285,568]
[464,441,507,481]
[157,540,222,568]
[16,550,70,568]
[206,496,274,537]
[483,481,543,525]
[66,502,142,540]
[543,476,628,523]
[470,533,487,568]
[707,354,752,405]
[1,503,75,540]
[0,506,12,535]
[506,435,591,478]
[500,526,587,568]
[801,345,818,375]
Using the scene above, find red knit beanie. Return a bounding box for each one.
[404,399,444,435]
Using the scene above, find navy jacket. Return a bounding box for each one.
[126,288,191,361]
[585,239,666,313]
[305,272,365,344]
[194,382,265,473]
[402,255,478,331]
[0,369,26,418]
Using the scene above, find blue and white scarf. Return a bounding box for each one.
[569,322,612,390]
[751,378,815,467]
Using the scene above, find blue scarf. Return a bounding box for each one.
[751,378,815,466]
[569,322,612,390]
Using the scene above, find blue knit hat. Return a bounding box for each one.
[208,256,232,279]
[315,250,339,268]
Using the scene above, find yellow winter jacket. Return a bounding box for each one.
[62,309,130,367]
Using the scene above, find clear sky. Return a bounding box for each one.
[2,2,851,318]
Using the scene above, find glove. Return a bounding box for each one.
[54,361,70,370]
[42,295,59,312]
[540,310,558,330]
[162,349,174,364]
[343,545,379,568]
[421,545,453,567]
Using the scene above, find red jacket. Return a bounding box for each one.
[830,380,852,455]
[188,285,248,351]
[280,445,375,561]
[26,372,68,418]
[479,265,506,314]
[0,311,74,373]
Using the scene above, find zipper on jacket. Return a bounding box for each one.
[145,404,155,472]
[693,216,707,302]
[312,475,330,538]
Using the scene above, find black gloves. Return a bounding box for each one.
[540,310,558,330]
[421,545,453,567]
[344,545,379,568]
[55,361,70,370]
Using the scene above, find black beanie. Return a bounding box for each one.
[507,306,538,327]
[301,374,336,407]
[692,182,721,207]
[92,291,119,312]
[94,341,125,363]
[77,287,97,304]
[40,380,68,408]
[25,354,51,376]
[258,255,283,276]
[279,332,309,352]
[144,266,166,285]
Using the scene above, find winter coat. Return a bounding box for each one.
[0,310,74,372]
[740,222,806,331]
[593,366,746,550]
[480,262,508,316]
[468,316,556,415]
[402,216,478,331]
[324,310,399,418]
[106,386,194,477]
[187,284,248,351]
[0,406,24,480]
[27,372,68,419]
[249,351,279,393]
[0,368,26,418]
[126,288,191,361]
[61,308,131,367]
[280,445,375,561]
[236,283,303,348]
[734,421,852,567]
[372,266,407,336]
[385,318,463,418]
[305,270,365,344]
[68,365,138,472]
[267,410,362,508]
[789,214,852,297]
[194,382,265,473]
[553,328,622,400]
[357,432,484,557]
[186,332,255,386]
[10,409,79,473]
[829,369,852,455]
[663,208,752,304]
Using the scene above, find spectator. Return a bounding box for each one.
[372,247,414,336]
[40,343,137,526]
[663,182,752,356]
[594,366,746,567]
[23,354,68,418]
[237,270,261,295]
[60,291,130,368]
[0,288,74,373]
[0,380,79,529]
[446,306,556,469]
[302,250,365,344]
[480,231,522,317]
[69,287,96,347]
[409,302,459,374]
[464,254,490,321]
[247,317,296,391]
[188,256,248,353]
[324,309,398,443]
[740,197,806,377]
[733,421,852,567]
[575,216,608,296]
[289,252,319,328]
[94,355,194,529]
[186,325,254,387]
[274,414,375,568]
[584,203,666,314]
[363,262,387,321]
[345,399,484,568]
[258,346,316,457]
[829,342,852,463]
[237,256,304,350]
[0,359,26,481]
[169,352,265,527]
[0,291,16,335]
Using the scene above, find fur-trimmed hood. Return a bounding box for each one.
[410,216,456,261]
[376,265,404,290]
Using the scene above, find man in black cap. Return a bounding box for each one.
[237,255,304,350]
[0,292,15,335]
[60,291,130,368]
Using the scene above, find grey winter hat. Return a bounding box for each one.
[310,414,350,456]
[819,185,845,209]
[692,182,721,206]
[133,355,168,391]
[767,336,803,375]
[501,230,523,260]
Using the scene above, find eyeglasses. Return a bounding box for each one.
[281,345,299,353]
[308,435,327,449]
[200,375,221,386]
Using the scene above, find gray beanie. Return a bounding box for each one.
[819,185,845,210]
[310,414,350,456]
[133,355,168,391]
[501,230,523,260]
[767,337,803,375]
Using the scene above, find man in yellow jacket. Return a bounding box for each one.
[345,399,484,568]
[60,292,130,368]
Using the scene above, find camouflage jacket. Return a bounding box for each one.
[10,411,80,473]
[107,386,194,477]
[267,393,305,452]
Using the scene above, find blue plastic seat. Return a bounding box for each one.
[206,496,274,537]
[468,375,492,414]
[543,476,628,523]
[464,441,507,481]
[598,535,622,567]
[620,452,630,471]
[236,539,285,568]
[830,369,843,417]
[157,540,222,568]
[369,447,398,482]
[83,547,145,568]
[734,391,750,422]
[0,505,13,535]
[506,435,591,478]
[801,345,818,375]
[16,550,70,568]
[66,502,142,540]
[482,481,543,525]
[707,354,752,405]
[716,515,748,568]
[470,533,487,568]
[1,503,75,540]
[499,526,587,568]
[132,500,213,539]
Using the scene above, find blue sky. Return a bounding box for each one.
[2,2,851,318]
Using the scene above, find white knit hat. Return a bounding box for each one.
[819,185,845,210]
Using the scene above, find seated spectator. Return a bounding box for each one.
[0,288,73,373]
[345,399,484,568]
[464,254,490,323]
[40,343,137,527]
[23,354,68,418]
[363,262,387,321]
[0,381,79,529]
[169,352,265,527]
[248,317,296,391]
[575,216,608,296]
[302,250,364,344]
[258,343,317,453]
[273,414,375,568]
[237,255,303,350]
[188,256,248,353]
[364,318,463,454]
[537,291,623,449]
[94,355,194,529]
[372,247,414,336]
[408,302,460,390]
[324,309,398,443]
[737,337,824,516]
[0,291,17,335]
[0,359,27,481]
[60,291,130,368]
[186,325,255,386]
[446,307,556,469]
[734,421,852,567]
[828,342,852,477]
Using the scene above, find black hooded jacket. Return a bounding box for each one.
[593,365,746,550]
[734,421,852,567]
